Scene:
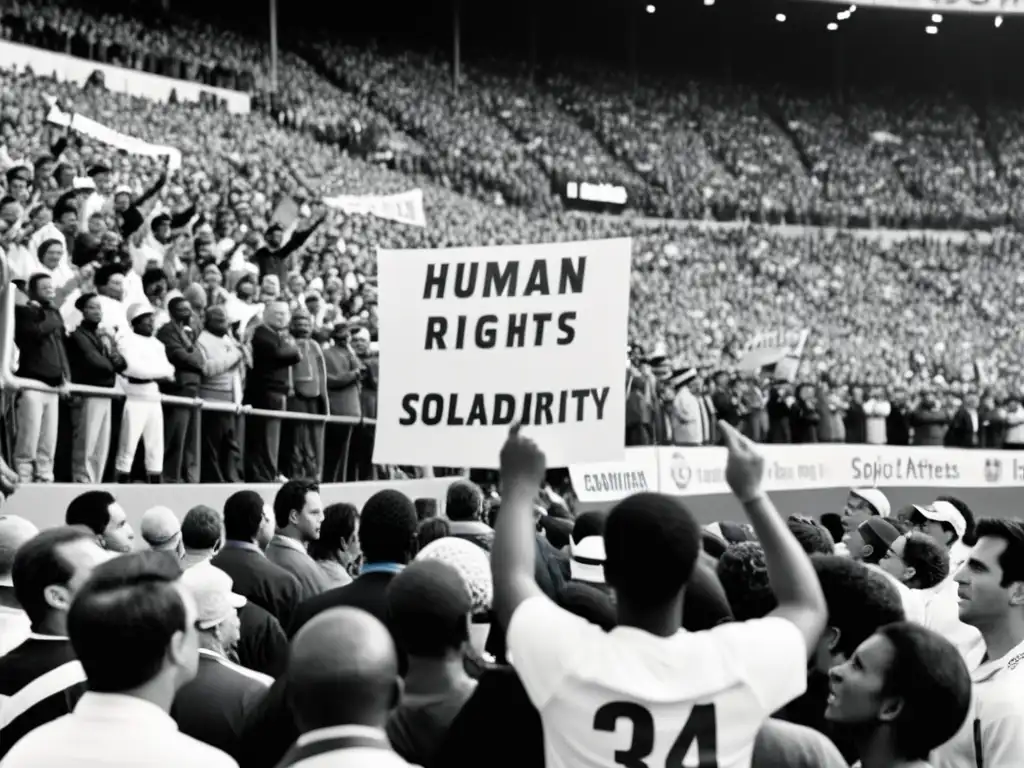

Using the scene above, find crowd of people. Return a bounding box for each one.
[0,423,1020,767]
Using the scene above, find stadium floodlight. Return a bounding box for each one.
[646,3,655,12]
[931,13,942,22]
[995,15,1003,27]
[776,13,786,21]
[827,21,838,30]
[704,0,715,6]
[925,24,938,33]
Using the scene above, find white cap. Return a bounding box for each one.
[180,563,246,629]
[127,301,155,324]
[914,501,967,542]
[570,536,607,585]
[850,488,891,518]
[140,506,180,551]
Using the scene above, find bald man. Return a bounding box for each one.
[140,506,184,559]
[277,607,412,767]
[196,305,246,482]
[0,515,39,655]
[245,299,300,482]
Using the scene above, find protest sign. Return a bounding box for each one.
[738,328,809,381]
[374,239,632,468]
[45,101,183,171]
[323,189,426,227]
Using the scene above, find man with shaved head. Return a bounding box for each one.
[244,299,300,482]
[0,515,39,655]
[196,304,246,482]
[277,607,411,767]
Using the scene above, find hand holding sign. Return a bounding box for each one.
[720,421,766,504]
[500,424,547,493]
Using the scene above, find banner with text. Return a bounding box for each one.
[797,0,1024,13]
[374,239,632,467]
[323,189,426,228]
[45,102,183,171]
[738,328,809,382]
[570,444,1024,501]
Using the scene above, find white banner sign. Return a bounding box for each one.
[798,0,1024,13]
[323,189,426,228]
[738,328,809,382]
[570,444,1024,502]
[45,102,182,171]
[374,238,632,468]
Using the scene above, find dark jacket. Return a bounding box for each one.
[322,344,361,417]
[981,408,1006,449]
[886,404,911,446]
[358,354,379,419]
[767,393,792,443]
[448,520,495,552]
[712,390,739,426]
[66,323,126,388]
[237,601,289,680]
[157,321,205,396]
[171,652,271,760]
[910,405,949,447]
[288,570,398,640]
[211,543,303,630]
[844,402,867,444]
[789,399,820,444]
[246,325,300,397]
[14,301,70,386]
[945,407,980,448]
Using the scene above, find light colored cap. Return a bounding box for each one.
[127,302,155,324]
[850,488,891,518]
[570,536,607,585]
[416,536,493,615]
[914,502,967,542]
[0,516,40,587]
[140,506,180,551]
[180,562,246,628]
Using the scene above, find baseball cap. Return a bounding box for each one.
[140,506,180,551]
[913,502,967,541]
[859,517,901,556]
[180,563,246,629]
[0,516,40,587]
[570,536,607,585]
[850,488,891,518]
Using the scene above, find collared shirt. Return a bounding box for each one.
[266,535,331,600]
[916,577,985,671]
[0,605,30,657]
[276,724,414,768]
[934,636,1024,768]
[359,562,405,576]
[223,540,265,555]
[196,648,274,687]
[1,691,238,766]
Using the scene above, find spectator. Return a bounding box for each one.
[281,309,326,479]
[66,489,136,553]
[0,514,39,656]
[156,296,205,483]
[0,551,238,767]
[140,505,184,558]
[0,527,109,758]
[879,531,949,590]
[386,560,477,767]
[307,502,360,589]
[945,391,982,448]
[244,301,300,482]
[910,391,949,446]
[212,490,303,630]
[322,323,362,482]
[181,504,225,570]
[841,487,891,557]
[862,388,890,445]
[195,305,246,482]
[66,291,126,482]
[277,607,411,767]
[266,479,330,600]
[172,562,273,760]
[416,536,494,653]
[787,515,835,555]
[416,517,451,551]
[113,302,175,484]
[445,480,493,552]
[13,273,71,483]
[826,622,971,768]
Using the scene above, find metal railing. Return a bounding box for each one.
[0,252,380,483]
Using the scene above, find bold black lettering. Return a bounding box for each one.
[423,263,448,299]
[521,392,534,425]
[506,313,527,347]
[572,389,590,421]
[592,387,610,419]
[476,315,498,348]
[421,393,444,425]
[454,262,478,298]
[399,394,419,425]
[466,394,489,426]
[482,261,518,297]
[493,394,515,425]
[559,256,586,294]
[535,391,554,425]
[454,315,468,349]
[523,260,550,296]
[558,390,569,422]
[425,317,447,350]
[532,312,552,345]
[557,311,577,345]
[446,394,464,425]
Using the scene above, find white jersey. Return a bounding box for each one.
[507,596,807,768]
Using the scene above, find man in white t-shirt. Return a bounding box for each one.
[492,423,826,768]
[934,519,1024,768]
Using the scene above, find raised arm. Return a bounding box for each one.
[720,421,826,655]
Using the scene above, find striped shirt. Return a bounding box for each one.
[0,634,87,759]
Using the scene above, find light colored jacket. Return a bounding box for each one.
[196,330,245,399]
[863,399,891,445]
